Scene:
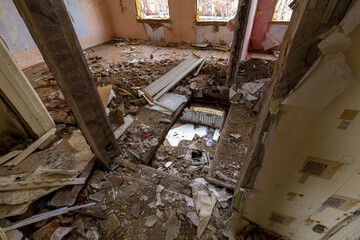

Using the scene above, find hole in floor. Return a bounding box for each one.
[152,97,230,181]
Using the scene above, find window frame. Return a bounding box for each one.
[271,0,293,23]
[135,0,171,23]
[195,0,238,25]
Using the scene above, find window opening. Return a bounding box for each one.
[196,0,238,22]
[272,0,293,22]
[136,0,170,20]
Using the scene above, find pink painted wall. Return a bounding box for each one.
[106,0,148,40]
[12,0,113,69]
[164,0,196,43]
[249,0,277,50]
[106,0,238,45]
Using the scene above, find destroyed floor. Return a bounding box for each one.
[0,41,274,239]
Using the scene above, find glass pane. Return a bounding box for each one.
[197,0,239,22]
[138,0,170,19]
[272,0,293,22]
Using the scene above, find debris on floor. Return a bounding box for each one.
[0,41,275,239]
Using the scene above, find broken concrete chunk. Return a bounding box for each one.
[101,213,121,236]
[148,201,157,209]
[156,209,165,219]
[89,192,105,202]
[33,220,60,240]
[144,215,158,228]
[85,227,100,240]
[149,138,159,147]
[229,88,240,102]
[186,212,199,226]
[108,175,124,187]
[131,203,141,218]
[50,227,74,240]
[164,161,173,168]
[156,184,165,193]
[165,216,181,240]
[230,133,242,139]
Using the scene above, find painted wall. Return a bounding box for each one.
[106,0,233,45]
[0,0,89,53]
[3,0,113,69]
[250,0,288,51]
[240,4,360,239]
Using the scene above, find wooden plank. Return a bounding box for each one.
[0,178,86,191]
[144,55,202,97]
[143,97,189,165]
[308,0,318,9]
[0,151,23,165]
[205,176,235,190]
[0,39,55,138]
[3,203,95,232]
[4,128,56,166]
[321,0,339,24]
[0,173,26,184]
[12,0,120,168]
[153,56,203,100]
[194,58,207,77]
[114,115,134,139]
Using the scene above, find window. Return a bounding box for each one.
[272,0,293,22]
[136,0,170,20]
[196,0,238,22]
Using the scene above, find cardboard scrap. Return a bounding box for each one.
[97,85,114,108]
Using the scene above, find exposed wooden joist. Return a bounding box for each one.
[143,98,189,165]
[235,0,352,192]
[12,0,120,168]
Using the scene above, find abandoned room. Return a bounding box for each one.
[0,0,359,239]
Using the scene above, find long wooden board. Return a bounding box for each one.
[143,54,203,98]
[4,128,56,166]
[0,178,86,191]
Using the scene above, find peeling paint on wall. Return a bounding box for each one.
[144,23,165,41]
[195,25,233,46]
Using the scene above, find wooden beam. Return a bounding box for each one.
[321,0,339,24]
[226,0,253,84]
[12,0,120,168]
